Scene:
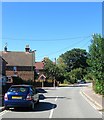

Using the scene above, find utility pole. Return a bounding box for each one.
[31,50,36,85]
[53,58,56,88]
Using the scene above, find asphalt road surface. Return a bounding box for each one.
[0,86,102,118]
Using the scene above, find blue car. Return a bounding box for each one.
[4,85,39,110]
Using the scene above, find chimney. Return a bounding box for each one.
[25,45,30,52]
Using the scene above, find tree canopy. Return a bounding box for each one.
[59,48,88,72]
[87,34,104,94]
[43,58,62,81]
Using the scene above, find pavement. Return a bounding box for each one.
[81,85,104,111]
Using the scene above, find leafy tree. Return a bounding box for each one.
[87,34,104,94]
[43,58,55,79]
[84,72,95,82]
[57,57,67,72]
[43,58,62,81]
[57,48,88,83]
[69,68,85,84]
[59,48,88,72]
[57,57,67,83]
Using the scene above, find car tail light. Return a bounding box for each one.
[26,94,32,100]
[4,93,8,100]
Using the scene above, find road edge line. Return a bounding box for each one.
[80,89,102,110]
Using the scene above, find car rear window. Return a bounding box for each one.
[8,86,29,93]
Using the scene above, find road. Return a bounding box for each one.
[0,86,102,118]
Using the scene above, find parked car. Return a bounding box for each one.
[4,85,39,110]
[77,80,86,84]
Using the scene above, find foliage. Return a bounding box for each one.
[84,72,94,82]
[87,34,104,95]
[93,79,104,95]
[12,76,34,85]
[69,68,86,84]
[63,79,69,84]
[59,48,88,72]
[64,72,70,82]
[57,57,67,72]
[57,48,88,83]
[43,58,62,81]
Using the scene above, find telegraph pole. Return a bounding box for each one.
[53,58,56,88]
[31,50,36,85]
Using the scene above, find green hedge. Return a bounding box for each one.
[93,80,104,95]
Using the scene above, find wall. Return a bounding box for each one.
[6,70,34,81]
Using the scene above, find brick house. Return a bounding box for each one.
[35,61,46,80]
[35,61,44,74]
[34,58,57,80]
[0,45,36,81]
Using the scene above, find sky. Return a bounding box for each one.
[1,2,102,61]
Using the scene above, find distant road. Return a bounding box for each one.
[1,86,102,118]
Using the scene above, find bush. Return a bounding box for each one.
[70,79,76,84]
[12,76,34,85]
[93,80,104,95]
[63,79,69,84]
[84,73,94,82]
[12,76,24,85]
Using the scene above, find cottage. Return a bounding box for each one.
[35,61,44,74]
[0,45,36,81]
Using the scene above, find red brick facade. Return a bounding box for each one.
[6,70,34,81]
[0,45,36,82]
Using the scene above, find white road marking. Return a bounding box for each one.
[0,110,8,117]
[55,96,58,101]
[80,91,102,116]
[49,106,54,119]
[49,96,58,118]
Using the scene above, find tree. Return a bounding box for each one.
[69,68,86,84]
[56,48,88,84]
[87,34,104,95]
[43,58,62,81]
[59,48,88,72]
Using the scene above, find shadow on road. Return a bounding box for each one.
[34,102,57,112]
[39,94,46,100]
[45,96,71,100]
[39,94,71,100]
[11,102,57,112]
[36,88,47,93]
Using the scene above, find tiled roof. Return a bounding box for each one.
[0,51,35,66]
[35,62,44,70]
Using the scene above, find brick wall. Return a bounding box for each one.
[6,70,34,81]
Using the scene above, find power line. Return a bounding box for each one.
[37,37,91,60]
[1,35,91,41]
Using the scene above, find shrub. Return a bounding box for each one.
[93,80,104,95]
